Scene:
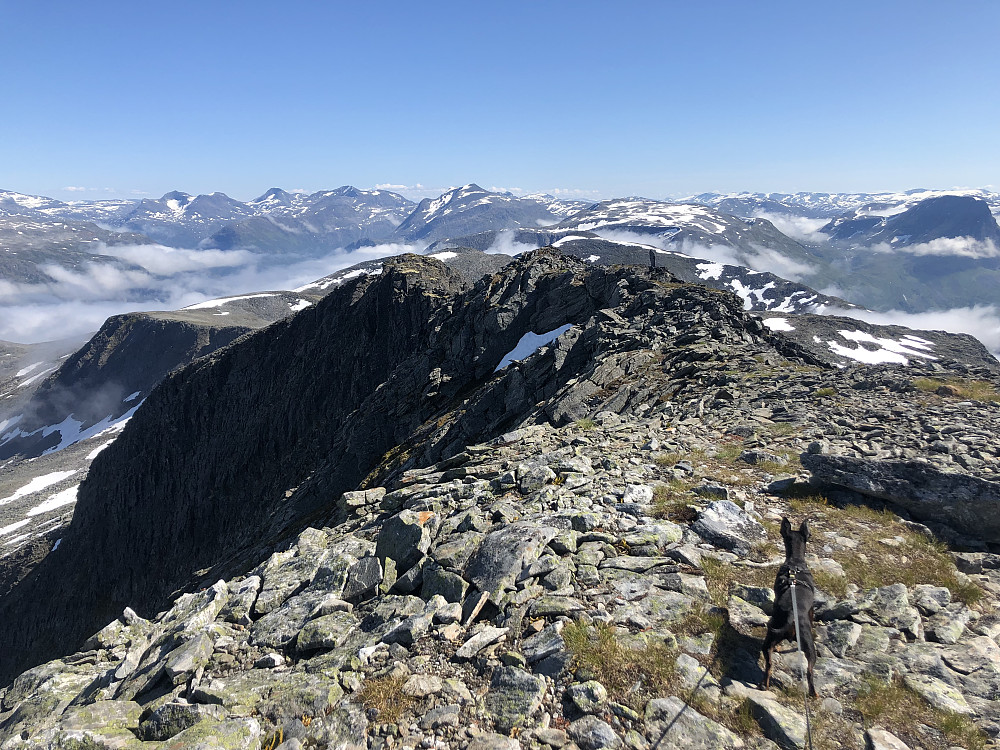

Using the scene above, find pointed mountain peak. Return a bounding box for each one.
[251,187,293,204]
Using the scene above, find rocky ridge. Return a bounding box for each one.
[1,250,999,749]
[2,410,999,749]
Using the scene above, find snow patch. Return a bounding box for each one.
[2,402,143,457]
[0,519,29,536]
[87,440,116,460]
[18,367,56,388]
[123,391,141,403]
[288,299,311,312]
[726,280,754,311]
[696,262,724,280]
[428,251,458,261]
[0,470,78,506]
[826,329,938,365]
[495,324,573,372]
[0,414,22,435]
[551,235,593,247]
[763,318,795,332]
[15,362,43,377]
[184,293,280,310]
[27,486,78,516]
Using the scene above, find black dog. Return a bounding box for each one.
[759,517,818,697]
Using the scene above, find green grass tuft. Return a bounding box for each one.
[652,480,699,522]
[913,377,1000,402]
[854,677,987,750]
[355,675,414,725]
[562,621,676,709]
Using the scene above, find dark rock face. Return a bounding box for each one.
[0,313,253,460]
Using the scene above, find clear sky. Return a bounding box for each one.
[1,0,997,202]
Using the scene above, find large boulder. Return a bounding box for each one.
[802,454,1000,543]
[692,500,767,555]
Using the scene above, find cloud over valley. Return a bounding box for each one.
[0,242,424,344]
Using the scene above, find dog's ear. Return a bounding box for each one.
[799,519,810,541]
[781,517,791,538]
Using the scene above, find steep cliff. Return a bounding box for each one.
[0,251,664,680]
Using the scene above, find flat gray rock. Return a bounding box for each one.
[567,714,621,750]
[692,500,767,555]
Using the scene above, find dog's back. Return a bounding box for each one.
[773,559,814,620]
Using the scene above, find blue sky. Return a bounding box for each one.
[1,1,998,202]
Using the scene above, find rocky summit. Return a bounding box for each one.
[1,249,999,750]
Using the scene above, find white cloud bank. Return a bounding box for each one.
[870,237,1000,259]
[753,212,830,244]
[674,239,815,282]
[484,229,543,257]
[0,242,425,344]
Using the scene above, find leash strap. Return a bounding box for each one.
[789,572,815,750]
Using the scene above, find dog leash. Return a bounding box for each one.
[789,571,815,750]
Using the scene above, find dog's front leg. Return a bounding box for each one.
[759,632,777,690]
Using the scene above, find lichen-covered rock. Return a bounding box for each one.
[139,701,227,741]
[902,673,973,715]
[822,621,862,658]
[250,588,330,649]
[456,626,508,660]
[568,714,622,750]
[421,564,468,602]
[484,666,546,733]
[164,631,213,684]
[565,681,608,715]
[522,624,565,664]
[159,717,262,750]
[865,727,912,750]
[295,611,359,652]
[219,575,261,625]
[644,696,744,748]
[745,690,807,749]
[375,509,437,575]
[858,584,922,639]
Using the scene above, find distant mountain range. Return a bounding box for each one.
[2,183,999,319]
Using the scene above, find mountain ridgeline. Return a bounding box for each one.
[0,251,712,681]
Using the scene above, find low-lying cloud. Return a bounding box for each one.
[673,239,816,282]
[484,230,543,257]
[753,212,830,244]
[870,236,1000,259]
[98,243,256,274]
[0,242,425,344]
